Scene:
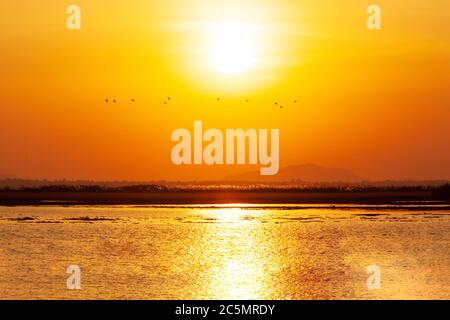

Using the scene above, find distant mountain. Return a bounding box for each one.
[225,164,363,183]
[0,174,18,180]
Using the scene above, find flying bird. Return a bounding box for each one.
[105,99,109,103]
[131,99,135,102]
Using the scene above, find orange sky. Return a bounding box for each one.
[1,0,449,181]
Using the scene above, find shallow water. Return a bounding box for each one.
[0,204,449,299]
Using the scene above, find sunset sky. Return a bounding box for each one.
[1,0,449,181]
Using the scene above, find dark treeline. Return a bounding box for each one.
[1,183,449,195]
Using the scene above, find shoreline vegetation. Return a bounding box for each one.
[0,182,448,206]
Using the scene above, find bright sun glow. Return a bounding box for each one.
[209,21,258,75]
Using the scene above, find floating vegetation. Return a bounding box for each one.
[10,216,36,222]
[63,216,115,222]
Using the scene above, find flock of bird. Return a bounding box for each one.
[105,97,298,109]
[105,98,134,103]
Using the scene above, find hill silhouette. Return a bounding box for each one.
[225,164,363,182]
[0,174,18,180]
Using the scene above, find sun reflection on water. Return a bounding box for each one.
[197,208,270,299]
[210,207,251,222]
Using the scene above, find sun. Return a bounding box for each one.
[209,21,257,75]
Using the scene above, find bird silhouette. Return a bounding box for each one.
[131,99,135,102]
[167,97,171,101]
[217,98,220,101]
[105,99,109,103]
[294,100,297,103]
[113,99,117,103]
[245,99,249,103]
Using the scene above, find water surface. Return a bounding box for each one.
[0,204,449,299]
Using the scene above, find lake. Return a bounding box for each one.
[0,204,449,299]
